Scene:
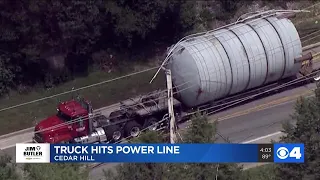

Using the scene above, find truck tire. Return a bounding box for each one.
[145,117,159,131]
[105,125,123,142]
[124,121,142,138]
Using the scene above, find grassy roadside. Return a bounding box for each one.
[0,62,165,135]
[0,4,319,136]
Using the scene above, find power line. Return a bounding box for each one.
[156,1,320,80]
[0,66,160,112]
[31,82,194,135]
[301,30,320,41]
[302,33,320,44]
[27,77,217,135]
[115,68,317,145]
[30,36,320,135]
[32,65,320,137]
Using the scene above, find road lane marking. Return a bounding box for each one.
[0,127,34,139]
[242,131,283,144]
[241,131,284,170]
[216,89,315,122]
[0,140,31,150]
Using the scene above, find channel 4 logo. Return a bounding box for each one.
[274,143,305,163]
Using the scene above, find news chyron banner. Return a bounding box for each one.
[16,143,305,163]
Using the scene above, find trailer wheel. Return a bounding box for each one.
[124,121,142,138]
[145,117,159,131]
[105,125,123,142]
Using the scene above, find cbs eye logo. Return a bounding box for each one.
[276,147,302,160]
[276,147,289,159]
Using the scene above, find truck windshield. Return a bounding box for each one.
[56,110,72,122]
[75,97,91,112]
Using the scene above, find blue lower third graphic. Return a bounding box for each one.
[274,143,304,163]
[50,144,260,163]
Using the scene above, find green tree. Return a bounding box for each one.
[23,163,88,180]
[275,87,320,180]
[0,155,20,180]
[105,0,167,47]
[0,0,200,95]
[168,114,242,180]
[0,0,105,90]
[0,54,16,95]
[103,131,168,180]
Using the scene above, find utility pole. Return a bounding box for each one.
[164,68,177,144]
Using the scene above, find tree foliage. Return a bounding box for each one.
[22,163,88,180]
[0,155,19,180]
[104,131,168,180]
[0,0,202,95]
[168,114,242,180]
[275,87,320,179]
[0,154,88,180]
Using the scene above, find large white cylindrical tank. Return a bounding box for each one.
[168,17,302,107]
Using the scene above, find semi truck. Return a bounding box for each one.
[33,91,183,143]
[33,13,320,144]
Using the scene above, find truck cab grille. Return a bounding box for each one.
[33,132,43,143]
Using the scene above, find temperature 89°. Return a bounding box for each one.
[262,154,272,159]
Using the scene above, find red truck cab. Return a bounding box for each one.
[33,97,93,143]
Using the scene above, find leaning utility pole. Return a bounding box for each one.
[164,68,177,144]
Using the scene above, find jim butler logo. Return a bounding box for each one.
[24,145,42,160]
[16,143,50,163]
